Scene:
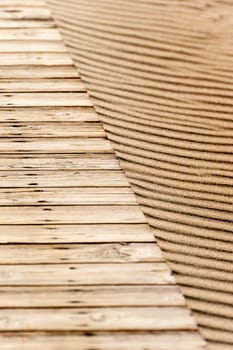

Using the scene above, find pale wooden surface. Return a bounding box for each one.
[0,1,205,349]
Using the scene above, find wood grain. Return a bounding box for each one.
[0,154,120,170]
[0,224,154,243]
[0,122,105,137]
[0,285,183,307]
[0,78,85,92]
[0,170,128,187]
[0,19,54,28]
[0,333,205,350]
[0,307,196,331]
[0,263,173,285]
[0,205,146,224]
[0,107,97,122]
[0,28,61,40]
[0,53,72,65]
[0,187,136,205]
[0,243,162,264]
[0,138,111,153]
[0,65,78,78]
[0,92,92,106]
[0,41,66,51]
[0,8,50,20]
[0,0,46,6]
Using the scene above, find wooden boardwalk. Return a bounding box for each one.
[0,1,205,349]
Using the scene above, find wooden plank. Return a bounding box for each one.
[0,285,184,307]
[0,187,136,205]
[0,122,104,138]
[0,122,105,138]
[0,41,66,52]
[0,171,128,187]
[0,107,97,121]
[0,243,162,264]
[0,106,96,121]
[0,0,46,7]
[0,205,146,224]
[0,155,120,170]
[0,28,61,40]
[0,138,112,153]
[0,53,72,65]
[0,263,174,285]
[0,332,206,350]
[0,78,85,92]
[0,92,92,107]
[0,19,55,28]
[0,307,196,331]
[0,66,78,78]
[0,8,51,20]
[0,224,155,243]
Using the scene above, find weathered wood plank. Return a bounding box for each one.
[0,122,104,138]
[0,19,55,28]
[0,66,78,78]
[0,53,72,65]
[0,332,205,350]
[0,224,154,243]
[0,1,46,7]
[0,285,185,307]
[0,187,136,205]
[0,243,162,264]
[0,307,196,331]
[0,92,91,107]
[0,107,97,122]
[0,8,51,20]
[0,263,174,285]
[0,28,61,40]
[0,171,127,187]
[0,205,146,224]
[0,154,119,170]
[0,41,66,51]
[0,138,111,153]
[0,78,85,92]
